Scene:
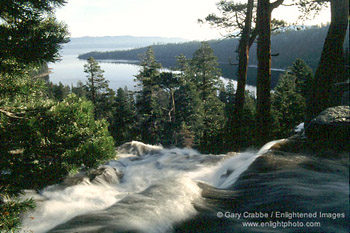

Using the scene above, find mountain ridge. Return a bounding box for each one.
[64,35,188,50]
[78,25,349,70]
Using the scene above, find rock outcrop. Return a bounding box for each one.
[305,106,349,151]
[269,106,349,154]
[117,141,163,156]
[63,166,123,186]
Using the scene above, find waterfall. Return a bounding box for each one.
[19,139,348,233]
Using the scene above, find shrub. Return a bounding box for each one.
[1,94,115,190]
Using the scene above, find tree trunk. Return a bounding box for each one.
[91,73,96,104]
[234,0,254,119]
[256,0,272,145]
[308,0,349,120]
[255,0,284,145]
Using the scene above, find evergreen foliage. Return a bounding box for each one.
[47,81,71,101]
[72,80,88,98]
[128,44,227,152]
[111,87,137,145]
[83,57,116,120]
[134,47,166,144]
[272,73,306,138]
[272,59,313,138]
[174,81,203,147]
[172,43,225,152]
[0,0,69,71]
[0,194,35,232]
[0,65,115,231]
[0,72,115,190]
[189,43,225,153]
[287,58,314,100]
[189,43,222,101]
[222,82,256,151]
[174,57,204,148]
[0,3,116,231]
[84,57,108,104]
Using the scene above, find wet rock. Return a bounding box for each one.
[63,172,90,186]
[63,166,122,186]
[89,166,123,185]
[226,152,238,157]
[305,106,350,151]
[220,169,234,179]
[117,141,163,156]
[269,136,307,153]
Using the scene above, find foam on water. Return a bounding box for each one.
[20,140,283,233]
[195,139,286,188]
[20,184,121,233]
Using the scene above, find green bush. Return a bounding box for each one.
[1,94,115,190]
[0,193,35,232]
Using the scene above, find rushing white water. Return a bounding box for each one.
[195,139,286,189]
[20,185,121,233]
[20,140,283,233]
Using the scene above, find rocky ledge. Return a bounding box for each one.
[305,106,349,151]
[271,106,349,154]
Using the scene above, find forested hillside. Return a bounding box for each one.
[64,36,187,50]
[79,25,349,70]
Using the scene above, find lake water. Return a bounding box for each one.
[49,48,140,91]
[49,46,284,94]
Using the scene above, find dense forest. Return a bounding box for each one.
[56,45,315,153]
[0,0,349,232]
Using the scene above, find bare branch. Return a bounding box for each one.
[0,108,24,119]
[270,0,284,11]
[282,3,295,6]
[235,11,243,29]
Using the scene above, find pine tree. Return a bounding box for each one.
[222,81,236,117]
[189,42,222,102]
[83,57,115,119]
[255,0,284,145]
[0,71,115,191]
[0,0,69,71]
[187,43,225,153]
[47,81,71,101]
[72,80,87,98]
[308,0,349,120]
[174,81,204,147]
[270,59,313,138]
[0,2,69,229]
[84,57,108,104]
[135,47,165,144]
[0,2,115,232]
[158,72,182,145]
[272,73,306,138]
[287,58,314,99]
[200,0,285,147]
[112,87,137,145]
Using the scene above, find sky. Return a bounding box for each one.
[55,0,331,41]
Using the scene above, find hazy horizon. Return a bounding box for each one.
[56,0,331,41]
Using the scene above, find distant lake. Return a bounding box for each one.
[49,47,140,91]
[49,47,285,94]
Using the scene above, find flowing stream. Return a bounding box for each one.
[20,140,349,233]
